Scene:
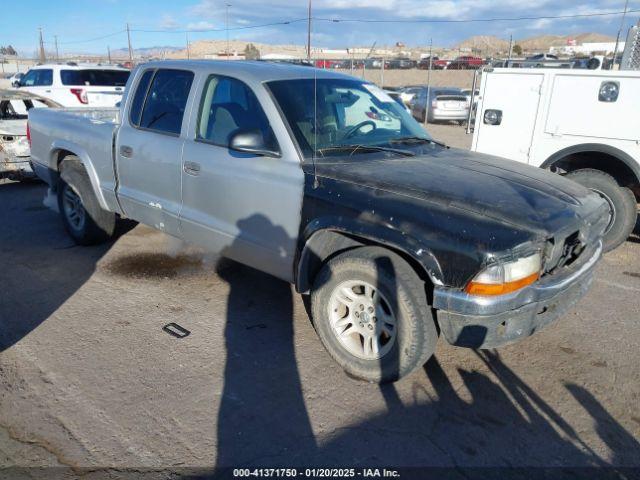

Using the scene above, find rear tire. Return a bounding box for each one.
[566,169,637,252]
[310,247,438,383]
[58,156,116,245]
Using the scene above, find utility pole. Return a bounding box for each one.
[425,38,433,129]
[126,22,133,63]
[507,34,513,64]
[54,35,59,60]
[613,0,630,69]
[38,27,46,63]
[226,3,231,60]
[307,0,312,60]
[362,41,376,79]
[186,32,190,59]
[107,45,112,64]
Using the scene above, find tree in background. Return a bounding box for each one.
[244,43,261,60]
[512,44,523,56]
[0,46,18,55]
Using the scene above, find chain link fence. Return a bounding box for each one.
[621,25,640,70]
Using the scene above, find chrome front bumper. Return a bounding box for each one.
[433,241,602,349]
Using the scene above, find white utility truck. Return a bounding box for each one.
[472,68,640,251]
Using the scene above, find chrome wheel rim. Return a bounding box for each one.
[63,185,85,231]
[590,188,616,235]
[328,280,397,360]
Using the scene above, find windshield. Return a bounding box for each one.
[60,69,130,87]
[267,78,431,158]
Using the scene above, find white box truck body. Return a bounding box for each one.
[472,68,640,251]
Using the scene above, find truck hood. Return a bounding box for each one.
[314,146,604,235]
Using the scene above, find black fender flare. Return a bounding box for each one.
[295,216,444,294]
[541,143,640,184]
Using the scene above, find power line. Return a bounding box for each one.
[131,18,307,33]
[45,30,125,45]
[314,9,640,24]
[38,8,640,48]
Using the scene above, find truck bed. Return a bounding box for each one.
[28,107,123,213]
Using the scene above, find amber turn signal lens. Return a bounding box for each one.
[465,272,539,296]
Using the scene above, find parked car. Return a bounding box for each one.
[417,57,448,70]
[0,89,61,180]
[363,58,383,69]
[17,63,130,107]
[29,61,608,383]
[9,72,24,88]
[385,58,416,69]
[399,86,424,105]
[385,90,412,114]
[472,67,640,251]
[570,56,605,70]
[526,53,559,61]
[447,56,484,70]
[410,87,469,124]
[461,88,480,108]
[461,88,480,125]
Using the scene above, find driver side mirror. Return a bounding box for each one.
[229,130,280,158]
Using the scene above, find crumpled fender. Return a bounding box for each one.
[296,214,445,293]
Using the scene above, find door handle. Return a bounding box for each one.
[119,145,133,158]
[184,161,201,175]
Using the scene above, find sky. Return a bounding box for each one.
[4,0,640,56]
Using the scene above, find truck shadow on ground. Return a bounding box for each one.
[203,214,640,479]
[0,181,129,352]
[2,185,638,476]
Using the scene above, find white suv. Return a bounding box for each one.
[18,63,130,108]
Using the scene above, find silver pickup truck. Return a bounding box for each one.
[29,60,609,382]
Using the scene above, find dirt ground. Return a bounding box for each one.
[335,69,476,89]
[1,125,639,479]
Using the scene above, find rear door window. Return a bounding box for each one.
[60,69,130,86]
[136,69,194,136]
[129,70,154,127]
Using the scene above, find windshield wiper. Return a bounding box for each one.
[317,144,415,157]
[389,136,447,148]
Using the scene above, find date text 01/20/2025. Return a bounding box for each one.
[232,468,400,477]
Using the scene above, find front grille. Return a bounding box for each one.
[544,231,586,275]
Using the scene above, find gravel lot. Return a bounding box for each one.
[1,125,639,478]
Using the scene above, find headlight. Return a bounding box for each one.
[465,252,542,296]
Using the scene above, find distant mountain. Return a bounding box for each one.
[518,33,615,51]
[453,36,510,53]
[454,32,616,54]
[109,45,182,58]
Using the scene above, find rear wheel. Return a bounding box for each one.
[566,169,637,252]
[310,247,438,383]
[58,156,116,245]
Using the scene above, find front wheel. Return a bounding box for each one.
[310,247,438,383]
[566,169,637,252]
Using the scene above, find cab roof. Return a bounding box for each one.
[137,59,360,84]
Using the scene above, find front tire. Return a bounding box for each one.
[566,169,637,252]
[58,157,116,245]
[310,247,438,383]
